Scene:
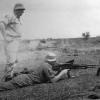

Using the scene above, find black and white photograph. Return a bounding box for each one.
[0,0,100,100]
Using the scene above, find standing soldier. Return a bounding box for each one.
[0,3,25,81]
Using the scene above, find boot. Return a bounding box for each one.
[2,63,14,82]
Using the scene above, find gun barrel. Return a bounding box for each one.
[84,66,96,69]
[81,64,100,66]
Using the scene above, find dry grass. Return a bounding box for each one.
[0,37,100,100]
[0,52,99,100]
[0,74,100,100]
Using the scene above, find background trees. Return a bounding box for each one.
[82,32,90,40]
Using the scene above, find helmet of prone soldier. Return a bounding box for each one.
[45,52,56,62]
[14,3,25,10]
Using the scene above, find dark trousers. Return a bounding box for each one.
[0,74,35,91]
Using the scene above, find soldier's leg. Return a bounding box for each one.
[3,40,19,81]
[0,74,34,91]
[0,81,16,91]
[2,61,18,82]
[10,74,33,88]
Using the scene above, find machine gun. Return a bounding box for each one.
[53,59,98,74]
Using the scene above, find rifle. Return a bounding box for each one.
[53,60,98,74]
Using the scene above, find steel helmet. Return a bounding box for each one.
[45,52,56,62]
[14,3,25,10]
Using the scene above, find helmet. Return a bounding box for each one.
[14,3,25,10]
[45,52,56,62]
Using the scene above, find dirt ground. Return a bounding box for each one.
[0,49,99,100]
[0,38,100,100]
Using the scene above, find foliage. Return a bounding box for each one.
[82,32,90,40]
